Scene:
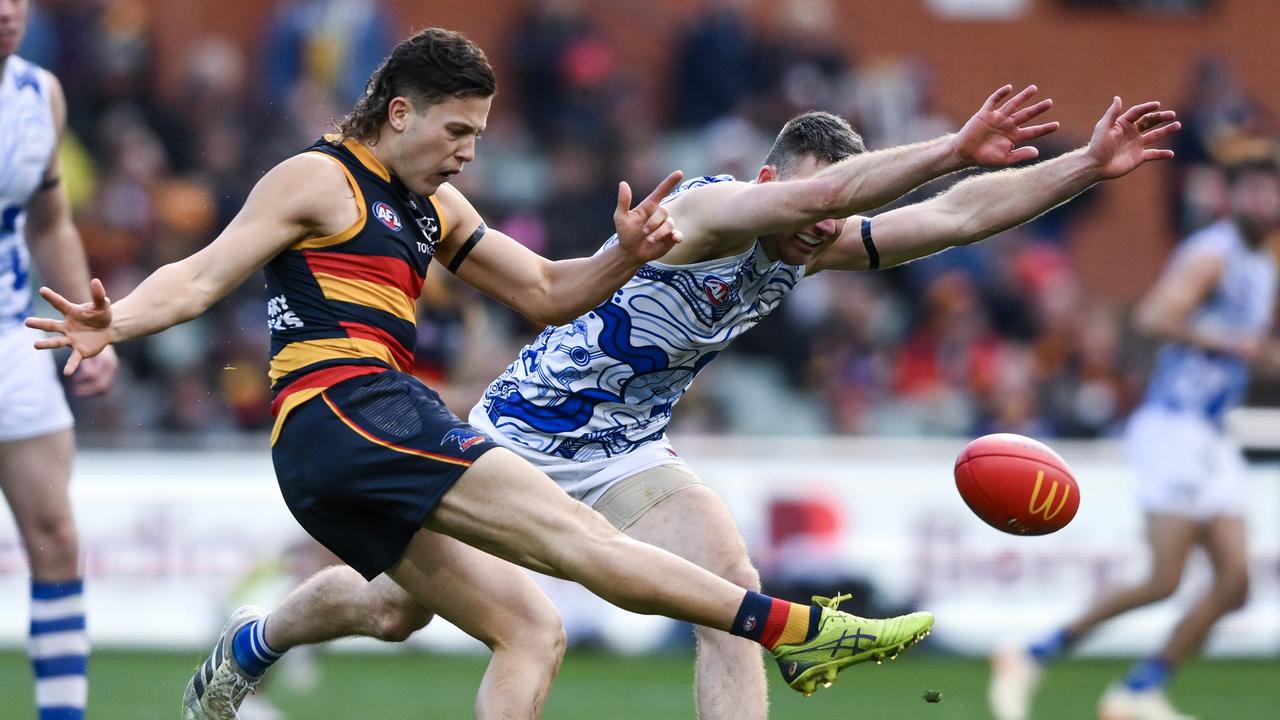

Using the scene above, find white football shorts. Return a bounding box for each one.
[0,324,74,441]
[1124,404,1246,520]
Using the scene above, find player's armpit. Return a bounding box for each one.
[185,154,357,304]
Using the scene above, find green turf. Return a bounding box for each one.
[1,649,1273,718]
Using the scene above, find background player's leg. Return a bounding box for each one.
[0,430,88,720]
[622,481,768,720]
[1063,513,1197,640]
[385,529,566,720]
[424,448,745,628]
[1157,514,1248,665]
[261,569,433,649]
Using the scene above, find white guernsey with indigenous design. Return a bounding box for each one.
[0,54,73,442]
[470,175,806,502]
[1127,218,1277,518]
[0,54,56,328]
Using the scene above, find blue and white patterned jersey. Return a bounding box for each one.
[475,174,806,460]
[0,56,57,329]
[1143,219,1276,424]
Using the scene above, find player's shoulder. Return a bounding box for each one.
[275,150,353,188]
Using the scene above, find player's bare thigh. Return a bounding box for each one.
[597,465,757,587]
[424,447,620,578]
[0,429,77,576]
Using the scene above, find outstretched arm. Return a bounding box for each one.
[25,154,353,374]
[434,172,684,326]
[810,97,1180,272]
[672,84,1059,243]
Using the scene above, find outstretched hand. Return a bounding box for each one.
[952,84,1060,167]
[1085,97,1181,180]
[24,278,115,377]
[614,170,685,263]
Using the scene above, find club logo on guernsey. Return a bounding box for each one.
[442,428,486,452]
[704,276,732,306]
[372,201,402,232]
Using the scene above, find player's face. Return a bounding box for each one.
[391,94,492,196]
[1230,169,1280,244]
[0,0,30,61]
[757,155,848,265]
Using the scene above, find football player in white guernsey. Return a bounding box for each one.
[1,1,118,718]
[197,84,1181,719]
[991,150,1279,720]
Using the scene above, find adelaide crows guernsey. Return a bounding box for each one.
[266,136,447,442]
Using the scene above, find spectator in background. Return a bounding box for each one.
[670,0,756,128]
[261,0,394,106]
[509,0,616,145]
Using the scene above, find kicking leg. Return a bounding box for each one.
[613,472,768,720]
[426,448,934,696]
[1,430,88,720]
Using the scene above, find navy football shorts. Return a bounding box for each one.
[273,371,497,579]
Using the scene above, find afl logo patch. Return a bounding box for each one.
[704,276,731,306]
[372,201,402,231]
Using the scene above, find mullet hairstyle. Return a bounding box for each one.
[764,111,866,176]
[337,27,496,142]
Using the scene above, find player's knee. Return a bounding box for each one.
[24,514,79,574]
[719,556,761,593]
[372,594,433,643]
[1217,571,1249,611]
[496,603,565,666]
[1144,573,1182,602]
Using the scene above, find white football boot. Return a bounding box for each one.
[989,645,1043,720]
[1098,684,1196,720]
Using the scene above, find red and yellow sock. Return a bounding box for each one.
[730,591,820,650]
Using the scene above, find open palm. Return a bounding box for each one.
[1086,97,1180,180]
[24,278,115,375]
[953,84,1060,167]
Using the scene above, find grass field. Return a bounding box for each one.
[1,649,1273,718]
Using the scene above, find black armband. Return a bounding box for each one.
[447,223,487,273]
[860,217,880,270]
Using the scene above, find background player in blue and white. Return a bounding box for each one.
[0,1,119,718]
[228,85,1181,719]
[990,149,1279,720]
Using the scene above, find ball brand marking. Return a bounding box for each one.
[1027,470,1070,521]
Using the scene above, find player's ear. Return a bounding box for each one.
[756,165,779,184]
[387,96,412,132]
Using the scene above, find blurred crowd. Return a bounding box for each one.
[18,0,1279,443]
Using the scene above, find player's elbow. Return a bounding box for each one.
[808,176,851,218]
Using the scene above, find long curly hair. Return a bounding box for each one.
[337,28,496,142]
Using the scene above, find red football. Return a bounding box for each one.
[954,433,1080,535]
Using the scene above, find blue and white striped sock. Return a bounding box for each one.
[29,579,88,720]
[231,618,282,678]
